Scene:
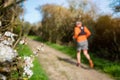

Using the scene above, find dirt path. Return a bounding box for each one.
[27,39,114,80]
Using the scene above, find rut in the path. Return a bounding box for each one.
[28,39,114,80]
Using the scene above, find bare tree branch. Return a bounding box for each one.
[0,0,25,12]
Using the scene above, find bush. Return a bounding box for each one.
[91,15,120,61]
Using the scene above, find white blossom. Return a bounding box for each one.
[4,31,17,45]
[19,38,27,45]
[4,31,17,37]
[0,74,6,80]
[0,31,34,79]
[23,67,33,78]
[33,44,45,56]
[0,31,18,62]
[33,51,38,56]
[23,55,34,78]
[19,40,25,44]
[1,40,10,45]
[37,43,44,52]
[0,43,18,62]
[0,21,1,26]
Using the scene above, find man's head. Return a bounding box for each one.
[76,21,82,27]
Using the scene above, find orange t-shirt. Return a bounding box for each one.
[73,26,91,42]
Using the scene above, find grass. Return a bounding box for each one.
[17,44,48,80]
[29,35,44,42]
[29,35,120,80]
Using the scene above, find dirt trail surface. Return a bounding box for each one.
[28,39,114,80]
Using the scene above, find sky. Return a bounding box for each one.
[23,0,112,24]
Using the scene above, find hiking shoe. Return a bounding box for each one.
[76,63,80,67]
[89,60,94,68]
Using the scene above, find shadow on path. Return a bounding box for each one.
[57,57,91,70]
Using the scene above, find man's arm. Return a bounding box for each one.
[85,27,91,38]
[73,27,80,39]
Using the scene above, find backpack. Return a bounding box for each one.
[78,26,86,36]
[72,26,86,42]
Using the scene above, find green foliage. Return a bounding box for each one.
[17,44,32,56]
[29,35,44,42]
[30,58,48,80]
[35,1,120,62]
[13,25,22,35]
[91,15,120,61]
[23,22,32,36]
[46,42,76,58]
[40,4,73,43]
[38,1,96,43]
[17,44,48,80]
[103,65,120,77]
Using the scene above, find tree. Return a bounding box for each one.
[91,15,120,61]
[23,22,32,36]
[0,0,25,48]
[40,4,73,43]
[0,0,25,32]
[110,0,120,12]
[37,0,97,44]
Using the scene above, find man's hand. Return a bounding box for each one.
[73,37,76,43]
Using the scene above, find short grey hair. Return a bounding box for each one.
[76,21,82,25]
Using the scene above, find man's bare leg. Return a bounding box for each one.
[83,50,94,68]
[77,51,81,66]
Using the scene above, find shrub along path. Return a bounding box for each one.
[27,39,113,80]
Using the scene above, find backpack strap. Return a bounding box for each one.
[78,26,86,36]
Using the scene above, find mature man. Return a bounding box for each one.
[73,21,94,68]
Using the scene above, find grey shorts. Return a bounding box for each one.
[77,40,88,51]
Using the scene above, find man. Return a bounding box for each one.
[73,21,94,68]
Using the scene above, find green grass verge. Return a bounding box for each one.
[29,35,120,80]
[17,44,48,80]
